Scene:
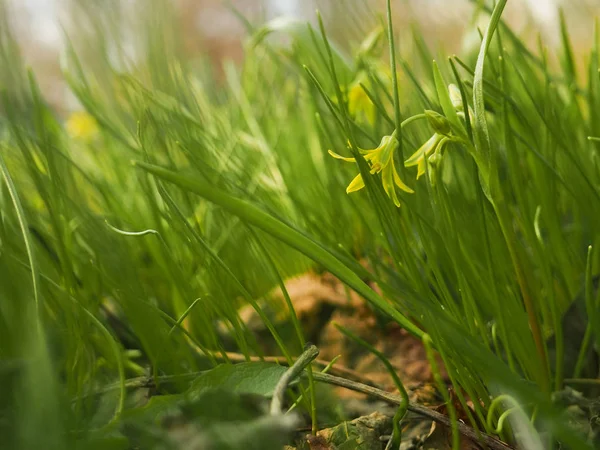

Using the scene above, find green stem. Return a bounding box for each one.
[335,324,409,447]
[423,334,459,450]
[493,203,550,392]
[386,0,403,160]
[486,394,542,446]
[573,327,593,378]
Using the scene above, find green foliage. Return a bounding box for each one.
[1,0,600,448]
[186,362,289,400]
[85,362,295,449]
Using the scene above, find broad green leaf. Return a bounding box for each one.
[121,394,183,424]
[186,362,288,400]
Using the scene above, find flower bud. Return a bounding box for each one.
[448,84,464,112]
[428,152,443,167]
[425,110,451,136]
[428,164,438,188]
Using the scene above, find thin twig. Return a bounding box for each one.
[217,351,387,390]
[564,378,600,386]
[77,351,384,400]
[271,344,319,415]
[75,372,199,399]
[309,372,513,450]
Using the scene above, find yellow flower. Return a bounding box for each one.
[348,78,375,125]
[404,133,445,180]
[329,134,414,207]
[66,111,99,141]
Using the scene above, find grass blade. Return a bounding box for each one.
[134,160,423,338]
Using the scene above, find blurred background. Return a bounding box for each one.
[3,0,600,113]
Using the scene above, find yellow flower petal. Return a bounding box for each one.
[348,84,366,116]
[348,80,376,125]
[391,158,415,194]
[404,148,423,167]
[381,164,401,207]
[416,159,426,180]
[328,150,356,162]
[346,173,365,193]
[404,134,438,167]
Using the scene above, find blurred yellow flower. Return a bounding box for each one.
[329,133,414,207]
[66,111,99,141]
[348,79,375,125]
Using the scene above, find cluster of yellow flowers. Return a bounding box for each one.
[330,84,466,207]
[329,133,413,208]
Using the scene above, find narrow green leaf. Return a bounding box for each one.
[0,150,40,323]
[386,0,403,156]
[558,9,577,82]
[472,0,508,172]
[432,60,464,137]
[449,57,474,142]
[134,161,423,338]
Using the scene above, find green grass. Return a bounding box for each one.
[1,0,600,448]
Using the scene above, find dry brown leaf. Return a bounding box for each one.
[306,434,335,450]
